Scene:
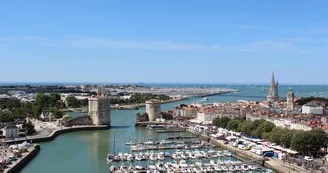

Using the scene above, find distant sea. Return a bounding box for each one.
[1,82,327,98]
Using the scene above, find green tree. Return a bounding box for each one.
[51,107,64,119]
[241,121,255,136]
[14,108,24,115]
[6,99,21,110]
[262,132,271,139]
[253,119,266,128]
[32,104,43,117]
[269,127,287,144]
[291,130,309,153]
[22,122,36,135]
[214,117,231,128]
[66,96,80,108]
[310,128,328,150]
[213,117,221,127]
[49,93,61,107]
[252,121,276,138]
[219,117,231,128]
[22,102,33,114]
[226,119,241,131]
[280,129,296,148]
[36,93,48,108]
[237,120,247,132]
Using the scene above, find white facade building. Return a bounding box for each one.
[180,107,198,118]
[197,112,219,123]
[250,117,312,131]
[302,104,324,115]
[2,124,19,138]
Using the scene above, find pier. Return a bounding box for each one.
[167,135,198,140]
[130,144,213,152]
[155,129,185,133]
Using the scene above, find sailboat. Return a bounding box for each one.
[107,133,116,162]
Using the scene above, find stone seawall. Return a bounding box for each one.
[5,144,40,173]
[4,125,110,145]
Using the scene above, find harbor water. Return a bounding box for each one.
[21,85,328,173]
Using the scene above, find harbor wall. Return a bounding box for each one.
[5,144,40,173]
[4,125,110,145]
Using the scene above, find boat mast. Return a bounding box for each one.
[113,133,116,154]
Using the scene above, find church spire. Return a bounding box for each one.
[267,72,279,102]
[271,71,276,86]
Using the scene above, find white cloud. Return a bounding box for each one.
[1,35,326,54]
[69,37,316,53]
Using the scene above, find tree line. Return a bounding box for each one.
[213,117,328,154]
[0,93,66,122]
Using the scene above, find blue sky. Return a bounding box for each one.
[1,0,328,84]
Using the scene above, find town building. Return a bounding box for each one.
[88,87,111,125]
[196,111,219,124]
[302,104,324,115]
[287,88,295,111]
[267,72,279,103]
[1,124,19,138]
[180,107,198,118]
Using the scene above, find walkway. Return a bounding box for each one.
[0,125,108,144]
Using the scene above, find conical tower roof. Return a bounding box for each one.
[271,72,276,86]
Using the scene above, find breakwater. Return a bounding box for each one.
[111,98,188,110]
[4,125,110,145]
[4,144,40,173]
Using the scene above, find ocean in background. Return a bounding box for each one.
[1,82,328,98]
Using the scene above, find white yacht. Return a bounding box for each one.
[179,160,188,168]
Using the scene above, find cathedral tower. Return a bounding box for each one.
[287,87,295,111]
[267,72,279,102]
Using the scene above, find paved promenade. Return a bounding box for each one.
[0,125,109,144]
[3,144,40,173]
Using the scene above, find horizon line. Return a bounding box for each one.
[0,82,328,86]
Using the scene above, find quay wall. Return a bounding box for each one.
[5,144,40,173]
[4,125,110,145]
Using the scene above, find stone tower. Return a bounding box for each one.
[267,72,279,102]
[88,87,111,126]
[287,87,295,111]
[145,99,161,121]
